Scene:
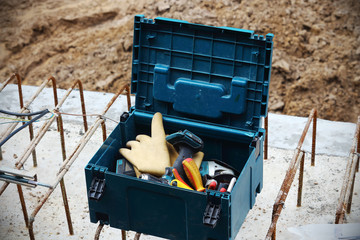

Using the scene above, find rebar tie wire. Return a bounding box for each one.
[53,110,119,124]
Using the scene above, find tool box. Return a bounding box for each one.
[85,15,273,240]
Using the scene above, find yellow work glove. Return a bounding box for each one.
[119,112,171,177]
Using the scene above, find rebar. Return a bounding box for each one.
[56,84,130,175]
[94,223,104,240]
[17,184,29,227]
[0,76,57,141]
[134,232,141,240]
[0,74,33,162]
[28,84,130,240]
[27,115,37,167]
[266,151,304,240]
[0,77,86,239]
[311,110,317,166]
[297,152,305,207]
[101,121,107,142]
[265,108,317,240]
[28,117,105,239]
[335,116,360,223]
[54,80,88,235]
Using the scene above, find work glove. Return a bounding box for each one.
[119,112,171,177]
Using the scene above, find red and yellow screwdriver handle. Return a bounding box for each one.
[182,158,205,192]
[172,168,194,190]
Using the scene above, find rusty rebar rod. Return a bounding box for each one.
[94,223,104,240]
[0,79,81,196]
[0,75,59,166]
[56,84,130,175]
[266,151,305,240]
[27,115,38,167]
[134,232,141,240]
[101,121,107,142]
[0,78,86,239]
[0,76,57,141]
[297,152,305,207]
[54,80,88,235]
[28,84,130,240]
[265,108,317,240]
[311,110,317,166]
[0,73,38,164]
[335,116,360,223]
[28,117,105,240]
[17,184,29,227]
[0,73,24,107]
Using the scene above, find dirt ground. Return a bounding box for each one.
[0,0,359,122]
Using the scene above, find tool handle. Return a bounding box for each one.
[171,179,193,190]
[182,158,205,192]
[172,145,193,181]
[172,168,193,190]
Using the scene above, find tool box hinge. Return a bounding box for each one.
[203,195,222,228]
[89,177,106,201]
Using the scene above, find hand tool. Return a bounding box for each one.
[205,179,217,190]
[166,129,204,183]
[217,183,229,193]
[226,177,237,193]
[199,160,236,178]
[172,168,193,190]
[140,173,169,184]
[170,179,194,190]
[162,167,174,183]
[116,158,136,177]
[0,167,52,188]
[182,158,205,192]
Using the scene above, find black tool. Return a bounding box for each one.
[166,130,204,182]
[140,173,169,184]
[116,158,136,177]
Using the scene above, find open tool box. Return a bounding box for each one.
[85,15,273,240]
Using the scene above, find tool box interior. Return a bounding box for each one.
[85,15,273,240]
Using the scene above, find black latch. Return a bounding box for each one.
[203,194,222,228]
[120,112,130,122]
[251,136,260,159]
[89,177,106,201]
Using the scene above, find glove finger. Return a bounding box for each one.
[126,140,140,149]
[119,148,132,159]
[193,151,204,168]
[167,141,178,166]
[136,134,151,142]
[151,112,166,140]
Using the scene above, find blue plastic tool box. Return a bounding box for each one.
[85,15,273,240]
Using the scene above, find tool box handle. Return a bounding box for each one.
[153,64,248,119]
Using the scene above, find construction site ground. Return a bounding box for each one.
[0,85,359,240]
[0,0,360,123]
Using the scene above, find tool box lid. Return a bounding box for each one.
[131,15,273,132]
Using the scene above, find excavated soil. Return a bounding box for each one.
[0,0,359,122]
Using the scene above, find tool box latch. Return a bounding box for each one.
[203,194,222,228]
[251,136,260,159]
[89,177,106,201]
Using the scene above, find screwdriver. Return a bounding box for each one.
[171,179,194,190]
[172,168,193,190]
[182,158,205,192]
